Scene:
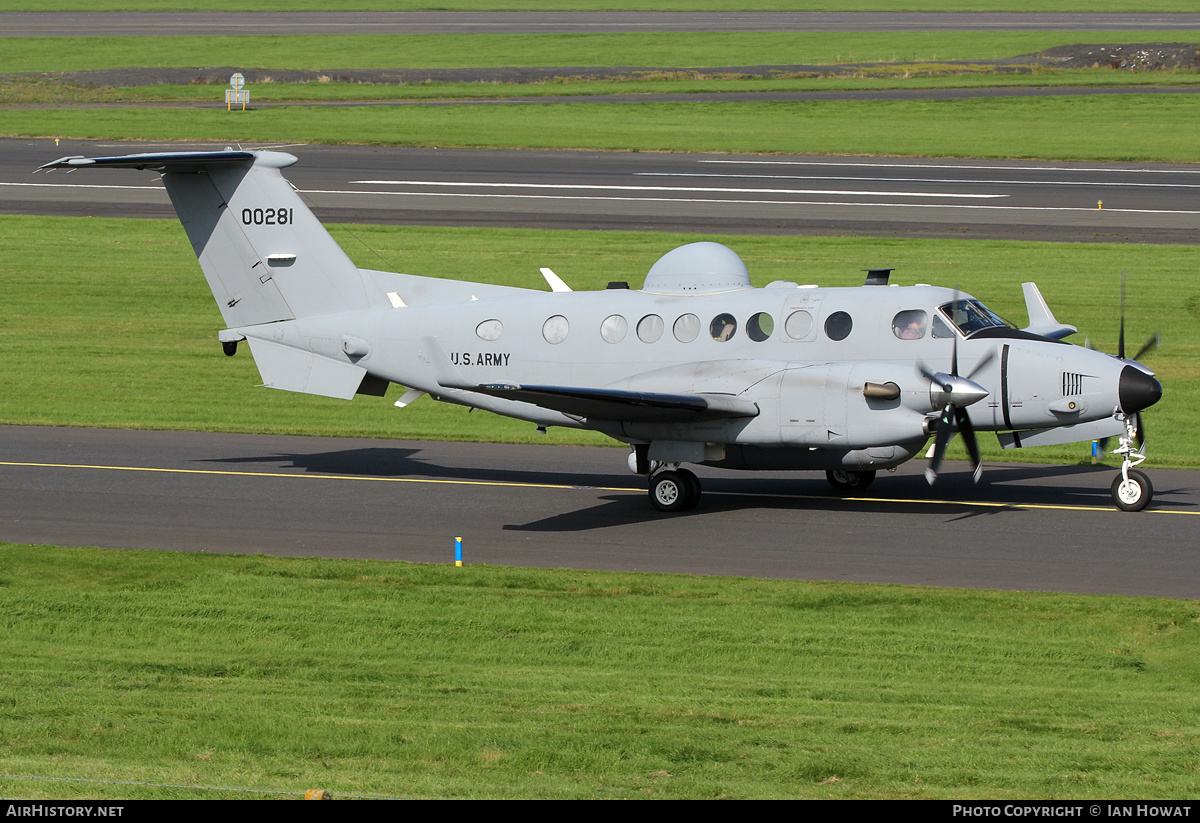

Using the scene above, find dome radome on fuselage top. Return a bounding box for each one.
[643,242,753,293]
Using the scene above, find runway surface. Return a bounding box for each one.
[1,425,1196,599]
[5,12,1200,37]
[7,139,1199,242]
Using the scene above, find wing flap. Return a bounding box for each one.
[470,383,759,423]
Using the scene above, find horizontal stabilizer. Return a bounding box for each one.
[245,338,373,400]
[39,151,259,172]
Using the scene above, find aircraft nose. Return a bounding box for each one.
[1119,365,1162,414]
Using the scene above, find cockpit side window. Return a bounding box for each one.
[892,309,927,340]
[939,299,1014,337]
[931,315,955,339]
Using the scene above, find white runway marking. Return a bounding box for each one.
[700,159,1200,175]
[305,188,1200,215]
[637,172,1200,190]
[349,179,1007,199]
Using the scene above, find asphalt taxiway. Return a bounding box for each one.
[2,426,1196,599]
[6,139,1199,242]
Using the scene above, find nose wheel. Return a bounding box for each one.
[1110,414,1152,512]
[1112,470,1152,512]
[649,467,701,513]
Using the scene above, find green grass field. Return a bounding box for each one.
[2,1,1197,12]
[8,94,1200,161]
[2,544,1198,800]
[4,31,1194,73]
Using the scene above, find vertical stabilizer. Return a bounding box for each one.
[40,150,371,327]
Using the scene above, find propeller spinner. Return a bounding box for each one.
[919,308,996,486]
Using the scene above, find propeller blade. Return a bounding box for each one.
[924,403,955,485]
[1118,271,1127,360]
[1133,332,1161,363]
[1133,412,1147,451]
[964,348,997,382]
[917,361,940,386]
[956,406,983,483]
[950,288,961,377]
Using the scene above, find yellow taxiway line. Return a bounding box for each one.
[4,460,1196,516]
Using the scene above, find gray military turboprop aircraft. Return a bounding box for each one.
[38,149,1163,512]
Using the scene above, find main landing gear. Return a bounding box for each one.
[1110,414,1152,512]
[825,469,876,494]
[648,466,702,513]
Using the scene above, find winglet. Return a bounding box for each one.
[1021,282,1077,340]
[540,267,572,292]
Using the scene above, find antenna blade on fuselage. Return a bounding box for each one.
[1020,282,1077,340]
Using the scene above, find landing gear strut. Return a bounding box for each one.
[1110,414,1152,512]
[648,466,701,513]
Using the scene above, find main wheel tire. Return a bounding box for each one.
[677,468,702,511]
[826,469,877,494]
[1111,469,1152,512]
[649,470,694,513]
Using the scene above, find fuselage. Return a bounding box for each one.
[266,280,1152,472]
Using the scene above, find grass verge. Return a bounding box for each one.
[1,543,1198,799]
[4,1,1199,11]
[0,215,1193,467]
[1,31,1195,73]
[7,94,1200,161]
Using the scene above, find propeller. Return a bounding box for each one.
[1131,332,1161,363]
[1097,274,1160,455]
[919,298,995,486]
[1115,272,1161,364]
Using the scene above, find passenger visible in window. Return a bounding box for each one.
[892,310,927,340]
[710,313,737,342]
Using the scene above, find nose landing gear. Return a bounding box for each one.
[1110,413,1152,512]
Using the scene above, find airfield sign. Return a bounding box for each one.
[226,73,249,110]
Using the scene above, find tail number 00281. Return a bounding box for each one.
[241,207,293,226]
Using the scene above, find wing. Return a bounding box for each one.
[422,336,758,423]
[466,382,758,423]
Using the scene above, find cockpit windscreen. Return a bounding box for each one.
[939,299,1015,337]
